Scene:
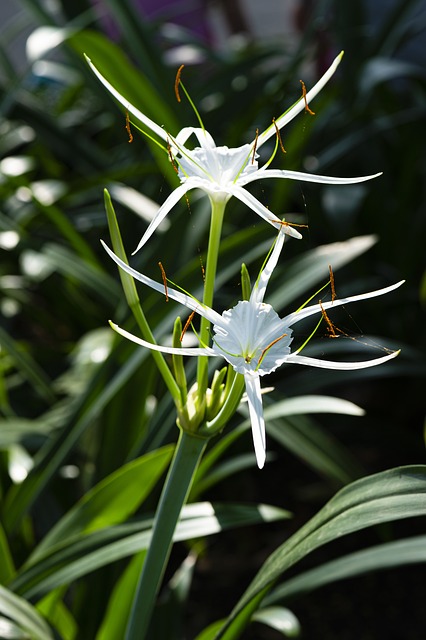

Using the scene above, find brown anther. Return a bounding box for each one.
[319,301,342,338]
[180,310,196,342]
[167,140,179,175]
[300,80,315,115]
[329,264,336,302]
[258,333,288,366]
[276,220,309,229]
[125,110,133,143]
[273,118,286,153]
[158,262,168,302]
[251,129,259,164]
[175,64,185,103]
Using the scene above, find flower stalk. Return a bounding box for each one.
[197,196,226,402]
[125,429,209,640]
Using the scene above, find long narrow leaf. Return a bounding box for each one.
[214,465,426,638]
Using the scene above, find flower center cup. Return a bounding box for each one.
[177,143,258,189]
[211,300,293,376]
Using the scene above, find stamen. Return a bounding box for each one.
[329,264,336,301]
[300,80,315,116]
[167,139,179,175]
[180,310,196,342]
[275,220,309,229]
[251,128,259,164]
[319,301,341,338]
[272,118,286,154]
[125,110,133,143]
[258,333,288,367]
[175,64,184,103]
[158,262,169,302]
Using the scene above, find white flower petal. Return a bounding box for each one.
[256,51,344,149]
[285,281,405,327]
[175,126,216,149]
[110,321,214,356]
[101,241,224,327]
[244,373,266,469]
[240,168,382,187]
[251,227,286,304]
[133,181,199,254]
[86,56,170,145]
[226,185,303,239]
[285,350,400,370]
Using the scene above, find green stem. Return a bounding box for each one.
[125,429,208,640]
[197,197,227,401]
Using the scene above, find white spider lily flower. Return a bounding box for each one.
[102,232,403,469]
[88,52,381,253]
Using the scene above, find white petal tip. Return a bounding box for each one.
[256,453,266,470]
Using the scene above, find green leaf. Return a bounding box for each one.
[29,445,174,562]
[0,521,15,582]
[0,326,55,405]
[36,590,77,640]
[12,502,290,599]
[266,534,426,604]
[214,465,426,638]
[95,552,146,640]
[0,585,53,640]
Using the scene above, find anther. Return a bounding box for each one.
[175,64,184,103]
[329,264,336,301]
[258,333,288,366]
[319,301,342,338]
[158,262,169,302]
[251,129,259,164]
[276,220,308,229]
[300,80,315,115]
[273,118,286,154]
[125,110,133,143]
[180,310,196,342]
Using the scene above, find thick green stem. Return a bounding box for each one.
[125,429,208,640]
[197,197,227,401]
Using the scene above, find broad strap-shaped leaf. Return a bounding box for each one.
[213,465,426,638]
[265,533,426,603]
[0,585,53,640]
[11,502,290,600]
[29,446,174,562]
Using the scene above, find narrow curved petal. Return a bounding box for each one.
[256,51,344,149]
[110,321,214,356]
[285,350,400,369]
[133,181,200,254]
[285,281,405,327]
[174,126,216,149]
[86,56,170,145]
[101,241,224,327]
[244,373,266,469]
[251,227,286,304]
[227,185,303,240]
[239,168,382,187]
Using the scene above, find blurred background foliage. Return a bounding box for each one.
[0,0,425,638]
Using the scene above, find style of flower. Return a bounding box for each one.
[88,52,381,253]
[101,231,403,469]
